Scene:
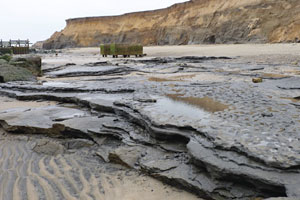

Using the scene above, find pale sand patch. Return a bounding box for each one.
[46,44,300,63]
[147,72,227,82]
[0,96,56,111]
[144,44,300,57]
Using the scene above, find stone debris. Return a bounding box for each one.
[252,77,263,83]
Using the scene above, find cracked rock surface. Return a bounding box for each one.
[0,49,299,199]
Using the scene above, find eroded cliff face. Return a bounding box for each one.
[42,0,300,49]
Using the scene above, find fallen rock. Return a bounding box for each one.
[62,138,94,149]
[252,77,263,83]
[32,139,65,155]
[9,56,42,76]
[0,64,36,82]
[109,146,145,168]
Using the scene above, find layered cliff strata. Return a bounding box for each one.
[42,0,300,49]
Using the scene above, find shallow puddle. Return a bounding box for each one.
[148,74,196,82]
[166,94,229,113]
[148,94,229,124]
[153,95,211,120]
[148,77,177,82]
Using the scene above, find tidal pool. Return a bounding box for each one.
[166,94,229,113]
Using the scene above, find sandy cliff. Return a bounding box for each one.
[42,0,300,49]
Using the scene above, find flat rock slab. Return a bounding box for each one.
[276,77,300,89]
[0,105,87,134]
[46,65,134,77]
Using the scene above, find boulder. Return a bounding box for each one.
[252,77,263,83]
[32,139,65,155]
[0,64,36,82]
[9,56,42,76]
[62,138,94,149]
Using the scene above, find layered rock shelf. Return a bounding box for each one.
[0,50,299,199]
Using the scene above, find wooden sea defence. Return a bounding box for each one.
[100,44,111,56]
[100,44,143,58]
[11,47,29,54]
[0,39,30,55]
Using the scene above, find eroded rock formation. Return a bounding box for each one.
[0,53,299,199]
[42,0,300,49]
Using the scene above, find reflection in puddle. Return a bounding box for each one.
[148,75,196,82]
[148,77,177,82]
[148,94,229,124]
[153,96,211,121]
[166,94,229,113]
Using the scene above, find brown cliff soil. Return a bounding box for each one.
[42,0,300,49]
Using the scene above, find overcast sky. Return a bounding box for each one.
[0,0,188,43]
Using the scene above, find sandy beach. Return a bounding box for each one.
[145,43,300,57]
[59,43,300,57]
